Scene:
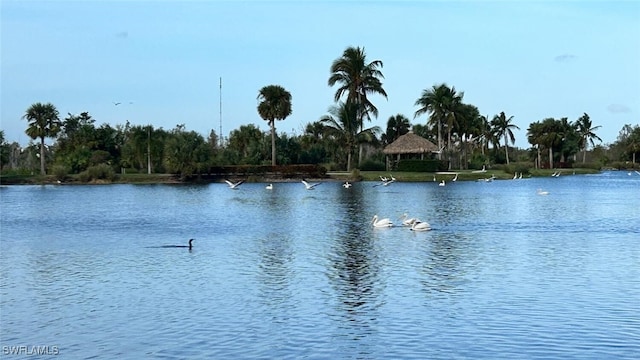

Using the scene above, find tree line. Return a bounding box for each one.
[1,46,639,179]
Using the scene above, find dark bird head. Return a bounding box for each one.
[188,238,194,249]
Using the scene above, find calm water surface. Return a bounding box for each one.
[1,171,639,359]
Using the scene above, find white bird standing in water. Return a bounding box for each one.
[537,188,550,196]
[371,215,393,228]
[439,180,446,187]
[266,183,273,190]
[452,173,458,182]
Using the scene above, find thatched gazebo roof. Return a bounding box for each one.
[383,132,438,155]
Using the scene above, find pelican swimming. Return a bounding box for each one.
[439,180,446,187]
[536,188,550,196]
[452,173,458,182]
[342,181,352,188]
[225,179,244,189]
[399,213,417,226]
[302,179,321,190]
[410,221,432,232]
[371,215,393,228]
[266,183,273,190]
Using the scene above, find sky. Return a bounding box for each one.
[1,0,639,149]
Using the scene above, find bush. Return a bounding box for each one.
[51,165,69,181]
[359,160,385,171]
[397,159,444,172]
[78,164,117,182]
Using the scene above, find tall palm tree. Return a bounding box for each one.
[414,83,463,160]
[257,85,292,165]
[527,121,544,169]
[328,46,387,166]
[490,111,520,165]
[22,102,61,175]
[575,113,602,163]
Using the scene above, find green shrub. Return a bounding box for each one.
[78,164,117,182]
[359,160,385,171]
[51,165,68,181]
[397,159,443,172]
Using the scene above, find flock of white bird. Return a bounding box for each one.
[223,168,596,228]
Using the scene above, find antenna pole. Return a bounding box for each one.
[219,77,223,147]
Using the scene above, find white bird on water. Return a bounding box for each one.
[452,173,458,182]
[536,188,550,196]
[399,213,417,226]
[439,180,446,187]
[266,183,273,190]
[371,215,393,228]
[302,179,321,190]
[225,179,244,189]
[343,181,352,188]
[410,220,432,232]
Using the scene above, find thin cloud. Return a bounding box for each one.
[607,104,631,113]
[115,31,128,39]
[554,54,577,62]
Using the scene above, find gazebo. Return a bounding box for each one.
[382,132,439,170]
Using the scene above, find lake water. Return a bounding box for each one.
[1,171,639,359]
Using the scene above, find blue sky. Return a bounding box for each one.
[2,0,639,149]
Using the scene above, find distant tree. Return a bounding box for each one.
[164,125,210,177]
[527,121,545,168]
[329,46,387,166]
[257,84,292,165]
[490,111,519,165]
[22,102,61,175]
[0,130,9,170]
[382,114,410,145]
[414,83,463,160]
[575,113,602,163]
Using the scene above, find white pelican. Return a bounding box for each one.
[343,181,352,188]
[225,179,244,189]
[452,173,458,182]
[536,188,550,196]
[439,180,446,187]
[399,213,417,226]
[389,174,396,182]
[301,179,321,190]
[518,173,523,179]
[433,175,437,182]
[266,183,273,190]
[513,173,518,180]
[371,215,393,228]
[380,175,388,182]
[410,220,432,232]
[635,171,640,176]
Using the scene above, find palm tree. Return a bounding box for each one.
[320,102,380,171]
[491,111,520,165]
[414,83,463,160]
[527,121,544,169]
[257,85,292,165]
[382,114,410,145]
[328,46,387,166]
[22,102,61,175]
[575,113,602,163]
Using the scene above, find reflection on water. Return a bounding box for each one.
[1,173,639,359]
